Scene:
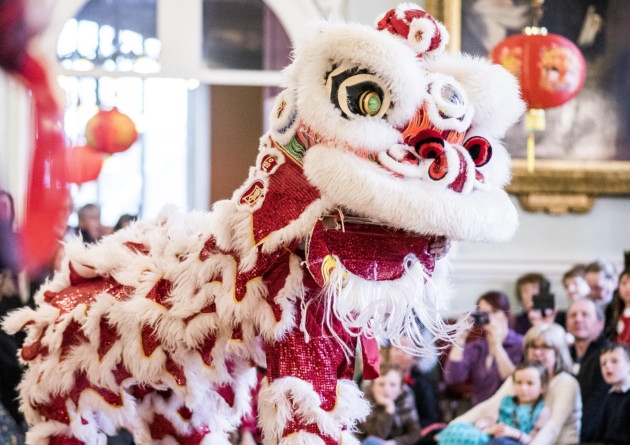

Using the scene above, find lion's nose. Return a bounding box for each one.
[399,104,493,193]
[409,129,449,183]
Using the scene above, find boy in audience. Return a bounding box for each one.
[389,335,440,428]
[356,361,421,445]
[593,343,630,444]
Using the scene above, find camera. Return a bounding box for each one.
[532,280,555,312]
[471,311,490,326]
[532,293,555,312]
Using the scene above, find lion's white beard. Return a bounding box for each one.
[308,256,460,358]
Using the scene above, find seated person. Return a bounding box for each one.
[74,203,104,244]
[608,268,630,345]
[591,343,630,444]
[356,361,421,445]
[445,323,581,445]
[513,274,549,335]
[566,298,610,442]
[561,264,591,304]
[443,291,524,406]
[389,334,440,428]
[438,360,551,445]
[584,259,618,336]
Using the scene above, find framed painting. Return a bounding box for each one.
[425,0,630,214]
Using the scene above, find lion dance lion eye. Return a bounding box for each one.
[326,63,391,119]
[359,91,382,116]
[464,136,492,166]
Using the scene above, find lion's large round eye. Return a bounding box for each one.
[440,83,465,108]
[326,63,391,119]
[425,73,470,126]
[359,91,382,116]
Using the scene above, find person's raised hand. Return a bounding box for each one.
[429,236,451,260]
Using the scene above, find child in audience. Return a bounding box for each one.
[438,360,551,445]
[356,362,421,445]
[609,269,630,344]
[593,343,630,444]
[480,360,550,444]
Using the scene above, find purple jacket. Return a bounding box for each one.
[443,329,524,405]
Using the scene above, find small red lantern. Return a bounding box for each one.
[491,25,586,171]
[64,144,106,184]
[85,107,138,154]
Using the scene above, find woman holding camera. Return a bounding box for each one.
[443,291,524,405]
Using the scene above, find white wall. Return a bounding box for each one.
[448,196,630,314]
[343,0,403,24]
[0,73,31,221]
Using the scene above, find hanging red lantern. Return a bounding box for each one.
[85,107,138,154]
[490,25,586,171]
[64,144,106,184]
[490,30,586,110]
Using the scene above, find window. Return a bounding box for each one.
[56,0,188,227]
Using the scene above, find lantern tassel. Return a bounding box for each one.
[526,132,535,173]
[525,108,546,172]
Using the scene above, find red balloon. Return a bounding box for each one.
[85,107,138,154]
[490,32,586,110]
[65,145,106,184]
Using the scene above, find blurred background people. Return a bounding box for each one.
[75,203,104,244]
[356,361,421,445]
[447,323,581,445]
[609,267,630,344]
[0,189,27,440]
[562,264,591,303]
[585,259,618,318]
[565,298,609,442]
[388,334,440,428]
[114,213,137,232]
[513,273,550,335]
[592,343,630,444]
[443,291,524,406]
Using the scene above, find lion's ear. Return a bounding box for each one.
[268,89,299,146]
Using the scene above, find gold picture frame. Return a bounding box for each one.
[425,0,630,214]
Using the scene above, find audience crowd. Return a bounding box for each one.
[353,254,630,445]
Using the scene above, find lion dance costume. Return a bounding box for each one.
[3,4,525,444]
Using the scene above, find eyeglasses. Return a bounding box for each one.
[528,343,554,351]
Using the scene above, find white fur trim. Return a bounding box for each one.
[258,377,368,443]
[269,89,300,146]
[277,431,326,445]
[423,52,526,138]
[303,145,519,242]
[287,22,425,151]
[26,422,77,445]
[407,17,437,54]
[424,72,474,133]
[321,256,457,356]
